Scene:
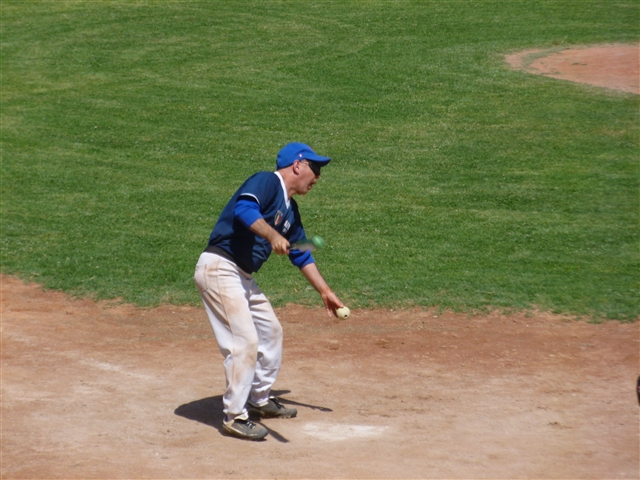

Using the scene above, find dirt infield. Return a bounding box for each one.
[505,44,639,94]
[2,274,638,479]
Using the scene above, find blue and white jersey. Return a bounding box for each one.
[205,171,313,273]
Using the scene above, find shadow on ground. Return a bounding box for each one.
[174,390,332,443]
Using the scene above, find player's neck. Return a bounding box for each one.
[277,169,297,200]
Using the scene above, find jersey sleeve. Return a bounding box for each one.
[236,172,279,211]
[234,197,262,229]
[288,249,315,269]
[287,199,315,269]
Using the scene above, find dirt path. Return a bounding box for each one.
[2,275,638,479]
[505,44,639,94]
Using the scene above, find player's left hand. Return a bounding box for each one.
[321,291,344,318]
[299,263,343,317]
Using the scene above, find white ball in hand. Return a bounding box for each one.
[336,306,350,319]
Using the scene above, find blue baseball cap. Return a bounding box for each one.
[276,142,331,169]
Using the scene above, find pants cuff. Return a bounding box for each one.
[224,411,248,425]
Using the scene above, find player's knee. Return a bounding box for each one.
[242,336,259,357]
[232,330,259,357]
[247,338,259,353]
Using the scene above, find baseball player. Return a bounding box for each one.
[194,142,344,440]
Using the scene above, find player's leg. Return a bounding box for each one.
[194,254,260,420]
[246,282,297,419]
[246,285,282,406]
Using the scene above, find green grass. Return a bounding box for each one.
[2,1,638,320]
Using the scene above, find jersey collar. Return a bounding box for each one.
[274,171,291,209]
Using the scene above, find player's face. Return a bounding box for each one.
[296,160,321,195]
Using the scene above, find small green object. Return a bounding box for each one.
[292,235,325,251]
[310,235,326,249]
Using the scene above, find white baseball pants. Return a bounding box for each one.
[194,252,283,421]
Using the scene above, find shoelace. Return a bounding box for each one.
[236,418,259,430]
[270,397,285,410]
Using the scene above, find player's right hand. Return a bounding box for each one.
[270,235,290,255]
[248,218,290,255]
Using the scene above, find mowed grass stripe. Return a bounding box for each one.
[2,1,638,319]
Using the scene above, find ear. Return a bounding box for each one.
[292,160,302,175]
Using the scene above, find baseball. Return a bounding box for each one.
[336,306,350,319]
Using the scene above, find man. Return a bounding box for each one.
[194,142,344,441]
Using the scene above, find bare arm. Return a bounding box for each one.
[248,218,290,255]
[300,262,344,317]
[249,218,341,316]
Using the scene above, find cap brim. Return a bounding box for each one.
[304,153,331,165]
